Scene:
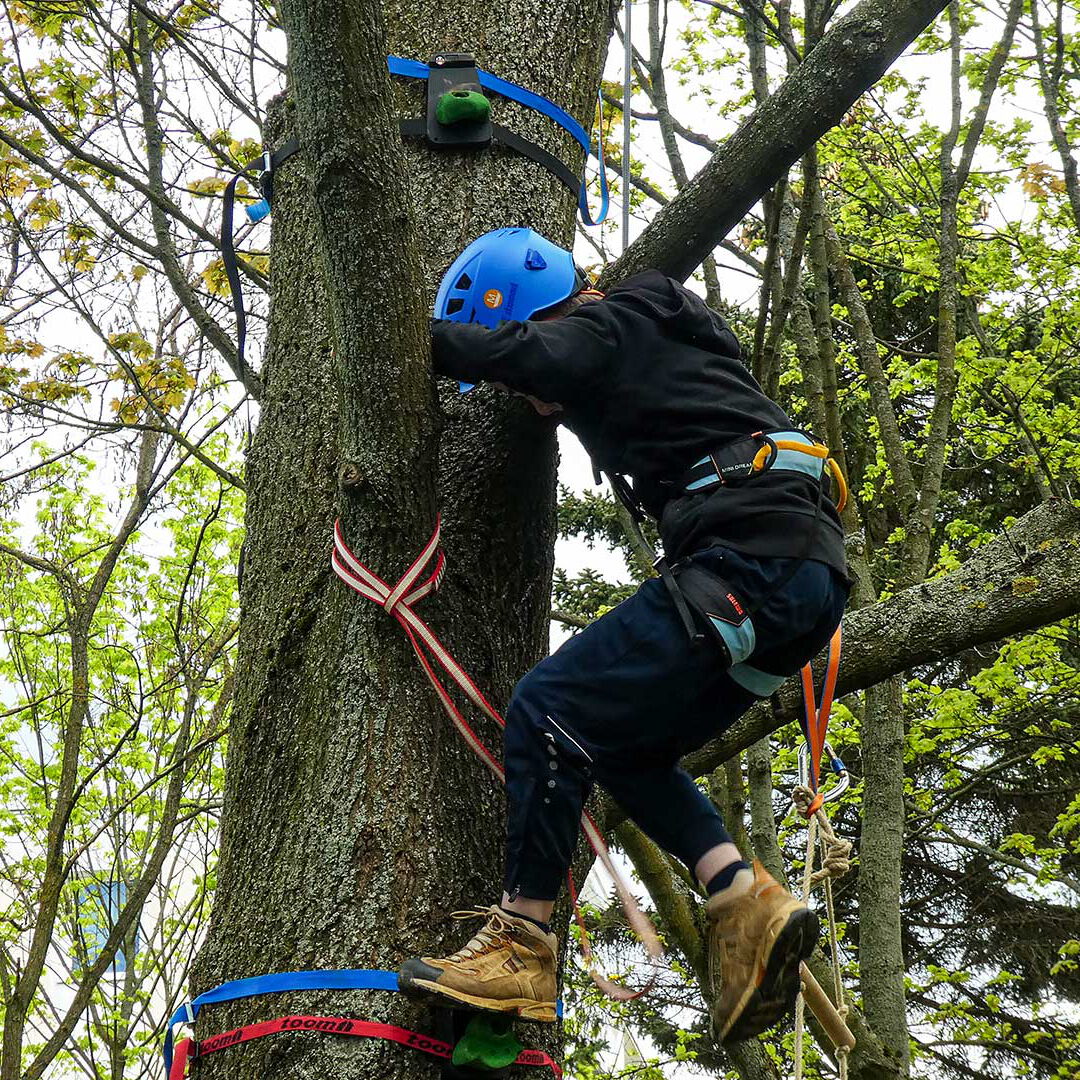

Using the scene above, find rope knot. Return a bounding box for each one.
[792,784,822,818]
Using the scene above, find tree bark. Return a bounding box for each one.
[1032,0,1080,230]
[857,677,909,1075]
[192,4,610,1080]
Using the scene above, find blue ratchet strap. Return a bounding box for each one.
[476,69,590,147]
[163,969,398,1076]
[387,55,431,80]
[477,69,609,225]
[387,56,609,224]
[163,966,565,1075]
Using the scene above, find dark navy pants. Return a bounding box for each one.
[503,546,849,901]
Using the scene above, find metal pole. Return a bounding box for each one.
[622,0,632,251]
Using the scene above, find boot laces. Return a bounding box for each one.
[445,908,518,962]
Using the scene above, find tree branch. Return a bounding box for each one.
[600,0,949,287]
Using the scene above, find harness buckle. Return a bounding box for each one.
[706,432,774,486]
[258,149,274,202]
[681,429,846,507]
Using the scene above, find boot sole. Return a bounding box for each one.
[398,965,557,1024]
[720,906,820,1044]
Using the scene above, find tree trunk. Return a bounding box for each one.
[192,4,610,1080]
[857,678,909,1075]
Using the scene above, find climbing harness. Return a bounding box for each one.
[220,53,609,371]
[163,967,561,1080]
[679,429,848,512]
[792,627,856,1074]
[600,429,848,648]
[330,518,664,1002]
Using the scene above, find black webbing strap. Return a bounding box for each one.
[680,434,768,491]
[606,472,703,645]
[220,138,299,370]
[397,119,581,200]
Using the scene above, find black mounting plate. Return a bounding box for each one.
[426,53,493,148]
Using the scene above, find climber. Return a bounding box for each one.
[397,227,850,1043]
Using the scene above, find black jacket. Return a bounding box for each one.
[431,270,848,577]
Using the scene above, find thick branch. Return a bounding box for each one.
[685,498,1080,772]
[600,0,949,286]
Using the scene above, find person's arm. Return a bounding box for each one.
[430,303,620,404]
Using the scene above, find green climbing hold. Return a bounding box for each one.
[451,1014,523,1071]
[436,89,491,127]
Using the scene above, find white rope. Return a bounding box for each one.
[792,785,852,1080]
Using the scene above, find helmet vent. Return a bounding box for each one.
[455,273,472,289]
[446,298,465,315]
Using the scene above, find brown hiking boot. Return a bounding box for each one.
[706,861,819,1043]
[398,906,558,1022]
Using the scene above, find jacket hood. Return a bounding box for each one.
[608,270,735,352]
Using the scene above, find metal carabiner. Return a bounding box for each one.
[796,739,849,806]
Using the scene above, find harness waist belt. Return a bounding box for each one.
[684,430,825,492]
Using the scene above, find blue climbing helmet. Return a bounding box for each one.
[435,228,586,392]
[435,227,583,330]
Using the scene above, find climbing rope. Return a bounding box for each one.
[331,518,664,1001]
[792,627,853,1080]
[792,783,853,886]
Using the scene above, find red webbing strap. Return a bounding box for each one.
[170,1016,562,1080]
[798,625,842,816]
[331,520,662,999]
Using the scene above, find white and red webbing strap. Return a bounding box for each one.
[331,519,663,999]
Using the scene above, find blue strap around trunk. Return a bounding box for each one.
[163,969,398,1075]
[163,966,565,1076]
[387,55,608,224]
